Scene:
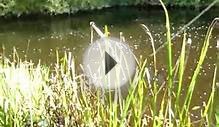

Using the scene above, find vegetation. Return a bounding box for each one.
[0,0,218,16]
[0,0,219,126]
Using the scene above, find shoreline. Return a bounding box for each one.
[1,4,218,19]
[0,2,218,18]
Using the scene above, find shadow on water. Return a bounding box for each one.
[0,6,219,123]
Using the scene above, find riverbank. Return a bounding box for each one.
[0,0,218,17]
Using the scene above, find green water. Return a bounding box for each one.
[0,7,219,123]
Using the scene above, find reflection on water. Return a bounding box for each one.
[0,6,219,122]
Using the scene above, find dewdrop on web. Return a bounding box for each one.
[216,38,219,49]
[216,82,219,88]
[187,38,192,45]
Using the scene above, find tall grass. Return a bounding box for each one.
[0,1,219,127]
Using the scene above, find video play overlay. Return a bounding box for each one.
[83,37,136,89]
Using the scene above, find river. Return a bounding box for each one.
[0,6,219,123]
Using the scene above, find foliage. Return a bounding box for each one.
[0,0,218,16]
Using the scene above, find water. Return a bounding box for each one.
[0,7,219,122]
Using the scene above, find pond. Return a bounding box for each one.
[0,6,219,122]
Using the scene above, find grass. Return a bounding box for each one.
[0,1,219,126]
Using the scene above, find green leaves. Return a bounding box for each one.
[0,0,216,16]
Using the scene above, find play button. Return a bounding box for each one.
[105,52,117,75]
[83,37,136,89]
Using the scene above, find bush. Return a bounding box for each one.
[0,0,217,16]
